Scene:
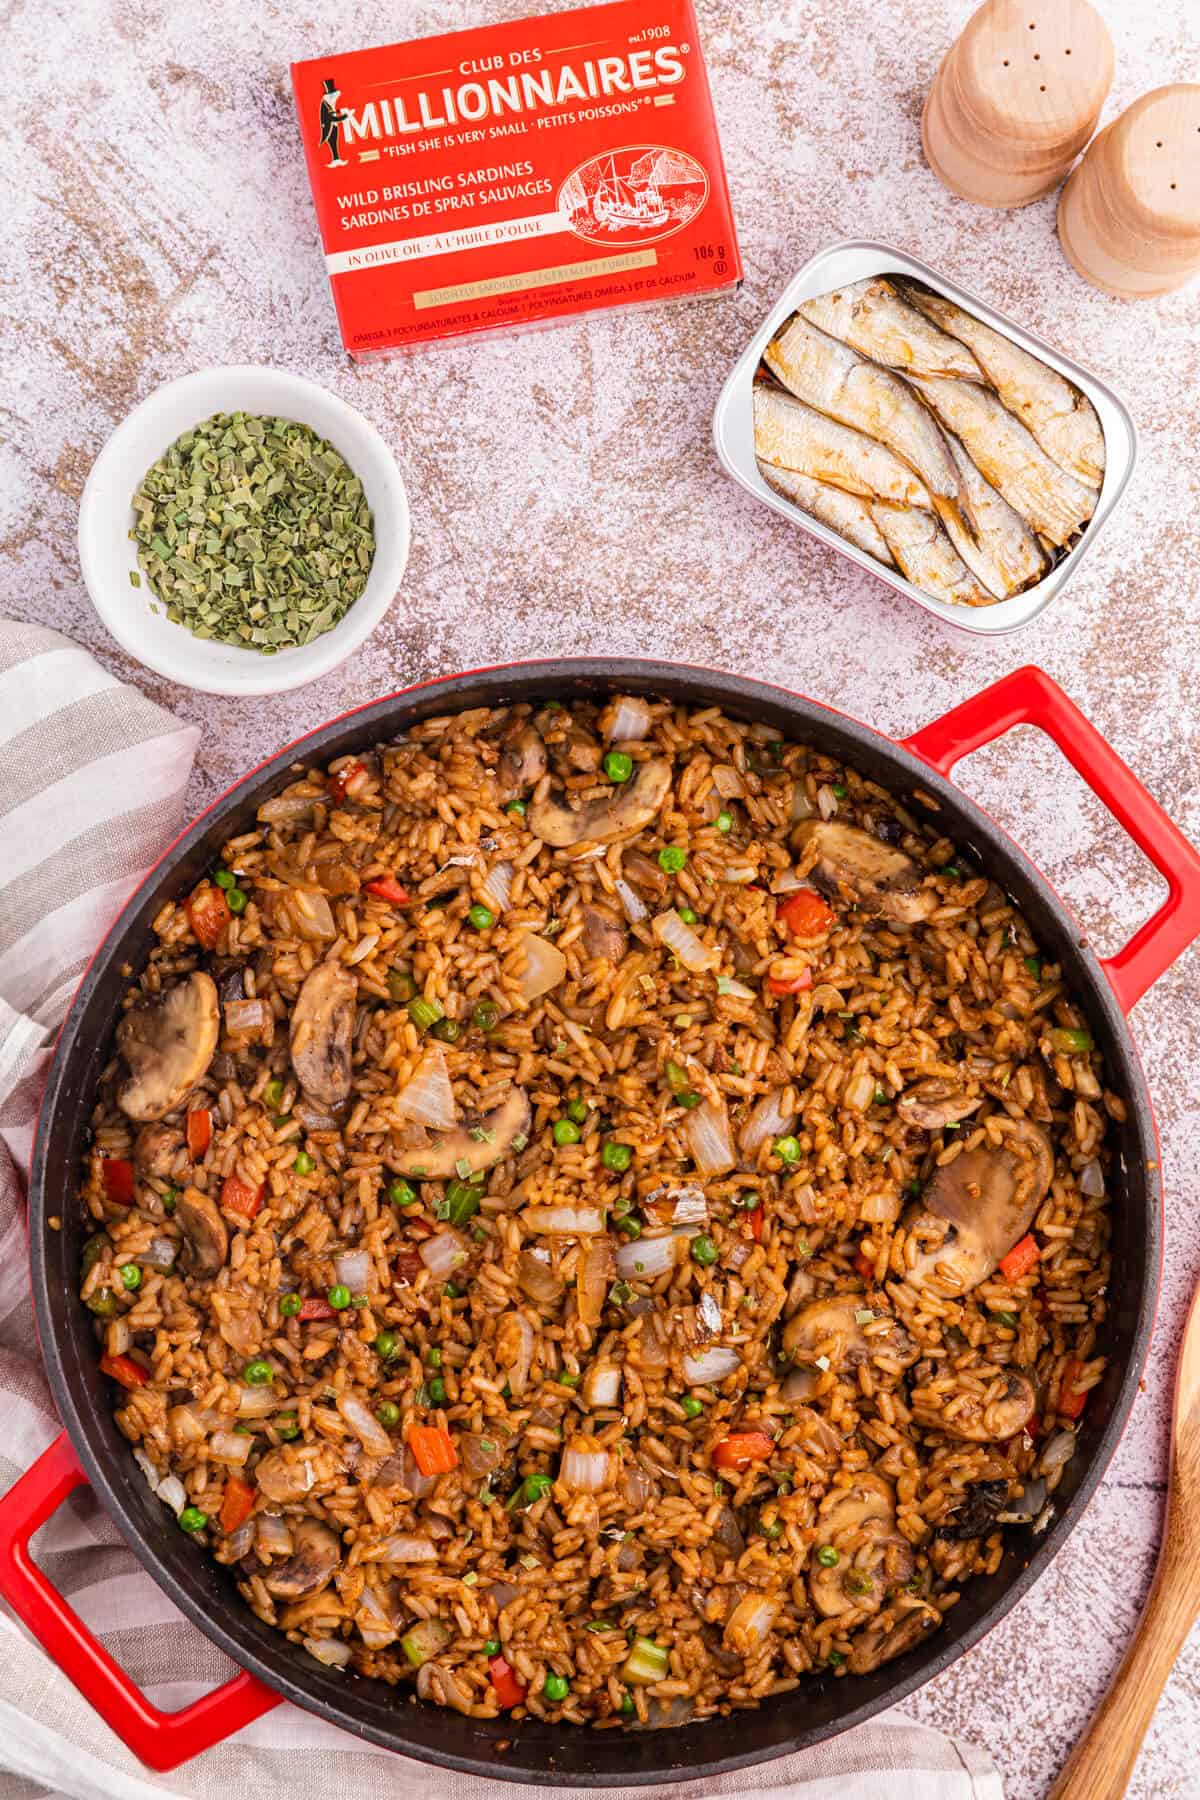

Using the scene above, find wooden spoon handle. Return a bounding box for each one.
[1049,1541,1197,1800]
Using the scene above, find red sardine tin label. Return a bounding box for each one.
[291,0,741,357]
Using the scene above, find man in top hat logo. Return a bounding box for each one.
[318,77,349,167]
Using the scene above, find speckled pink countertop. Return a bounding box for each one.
[3,0,1199,1793]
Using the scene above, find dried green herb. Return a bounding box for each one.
[130,412,374,654]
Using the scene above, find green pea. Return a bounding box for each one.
[119,1263,142,1292]
[505,799,527,817]
[831,783,847,799]
[213,868,236,890]
[615,1214,642,1239]
[657,846,686,873]
[444,1282,463,1299]
[376,1400,400,1428]
[682,1396,704,1419]
[294,1151,315,1175]
[677,907,698,924]
[677,1090,702,1110]
[427,1376,447,1404]
[86,1289,117,1318]
[484,1638,501,1657]
[226,888,248,915]
[427,1347,443,1367]
[827,1650,846,1667]
[543,1673,570,1702]
[161,1188,177,1215]
[558,1371,580,1388]
[690,1235,718,1267]
[390,1179,418,1208]
[716,811,733,834]
[262,1078,284,1109]
[603,750,633,783]
[619,1691,635,1715]
[602,1141,633,1173]
[817,1545,840,1567]
[387,968,417,1003]
[374,1330,398,1359]
[758,1516,784,1539]
[553,1118,581,1146]
[178,1506,208,1533]
[472,1000,500,1031]
[275,1412,300,1441]
[280,1293,301,1318]
[408,996,444,1033]
[773,1135,801,1164]
[242,1359,274,1386]
[566,1097,588,1124]
[430,1017,461,1043]
[327,1285,351,1310]
[468,903,495,931]
[1025,956,1042,980]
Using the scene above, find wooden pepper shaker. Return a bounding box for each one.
[922,0,1114,209]
[1058,85,1200,297]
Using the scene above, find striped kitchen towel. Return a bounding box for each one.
[0,619,1002,1800]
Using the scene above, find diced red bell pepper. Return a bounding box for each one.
[767,968,814,996]
[327,760,365,804]
[297,1295,337,1321]
[100,1352,148,1389]
[778,890,835,937]
[745,1206,764,1242]
[711,1429,775,1472]
[365,877,410,906]
[999,1233,1040,1283]
[1058,1358,1089,1420]
[219,1475,256,1534]
[855,1250,876,1283]
[101,1158,134,1206]
[186,882,231,950]
[186,1108,212,1159]
[488,1653,527,1709]
[221,1174,265,1219]
[408,1423,458,1476]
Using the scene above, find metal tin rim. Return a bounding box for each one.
[712,238,1138,636]
[28,658,1159,1783]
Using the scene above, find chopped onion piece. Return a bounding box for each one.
[224,998,268,1033]
[401,1618,450,1668]
[380,1533,438,1564]
[577,1236,614,1327]
[684,1098,736,1177]
[1080,1160,1105,1198]
[237,1385,280,1418]
[156,1475,187,1517]
[517,1248,565,1306]
[495,1312,535,1398]
[712,763,746,799]
[696,1291,723,1338]
[652,908,713,973]
[419,1229,468,1279]
[256,1513,294,1554]
[816,784,838,821]
[287,889,337,943]
[791,785,813,823]
[582,1362,622,1408]
[523,1205,605,1236]
[844,1070,877,1112]
[357,1583,398,1649]
[616,1232,683,1280]
[259,792,319,825]
[682,1345,740,1385]
[622,1635,669,1684]
[221,1519,256,1562]
[401,1445,437,1499]
[998,1476,1048,1523]
[396,1044,457,1131]
[460,1433,504,1480]
[605,696,652,742]
[614,879,648,925]
[770,868,804,894]
[296,1101,340,1131]
[481,860,514,912]
[305,1636,352,1668]
[338,1392,395,1457]
[671,1188,708,1226]
[334,1250,371,1294]
[209,1430,253,1465]
[716,976,756,999]
[487,1579,520,1611]
[517,931,567,1002]
[561,1437,613,1492]
[739,1088,795,1158]
[726,1595,776,1651]
[1039,1428,1078,1474]
[142,1235,177,1271]
[134,1448,159,1490]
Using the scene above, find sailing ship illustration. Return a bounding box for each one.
[589,153,669,230]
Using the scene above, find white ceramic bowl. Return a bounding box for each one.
[78,366,410,695]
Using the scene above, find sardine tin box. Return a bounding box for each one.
[291,0,741,357]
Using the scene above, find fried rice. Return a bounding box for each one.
[76,695,1120,1729]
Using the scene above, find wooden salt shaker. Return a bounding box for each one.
[922,0,1114,209]
[1058,85,1200,297]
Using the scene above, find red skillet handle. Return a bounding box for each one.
[0,1433,281,1771]
[903,665,1200,1014]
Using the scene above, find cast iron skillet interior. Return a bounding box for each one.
[29,661,1158,1784]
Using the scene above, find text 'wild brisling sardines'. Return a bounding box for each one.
[290,0,741,358]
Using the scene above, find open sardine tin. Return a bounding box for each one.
[713,241,1137,635]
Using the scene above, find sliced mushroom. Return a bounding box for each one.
[496,722,546,801]
[392,1086,531,1179]
[896,1078,983,1131]
[262,1518,341,1601]
[133,1122,185,1178]
[528,758,672,848]
[809,1474,913,1619]
[290,963,357,1109]
[903,1119,1054,1295]
[792,1406,845,1458]
[174,1185,228,1276]
[914,1370,1037,1443]
[254,1444,342,1505]
[846,1607,937,1674]
[794,821,935,925]
[782,1294,917,1373]
[580,901,628,962]
[117,973,220,1122]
